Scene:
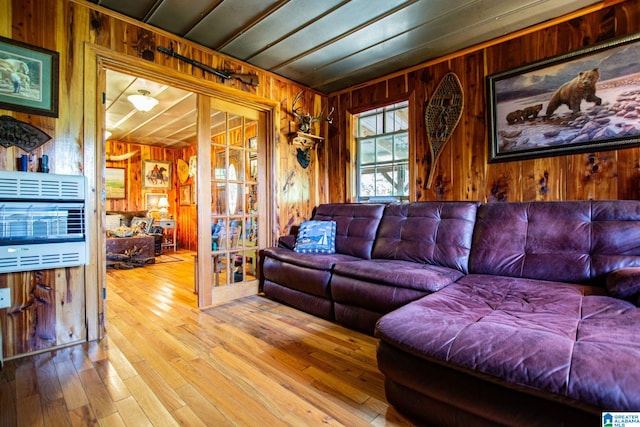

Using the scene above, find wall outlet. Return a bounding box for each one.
[0,288,10,309]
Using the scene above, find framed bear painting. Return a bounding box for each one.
[487,32,640,163]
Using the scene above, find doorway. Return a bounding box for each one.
[97,56,272,314]
[104,69,199,305]
[91,50,278,324]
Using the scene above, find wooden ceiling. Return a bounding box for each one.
[105,70,198,149]
[93,0,600,94]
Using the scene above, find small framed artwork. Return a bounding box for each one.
[248,136,257,150]
[105,167,125,199]
[179,185,191,205]
[143,159,172,189]
[145,193,167,212]
[487,32,640,163]
[0,36,59,117]
[130,217,153,234]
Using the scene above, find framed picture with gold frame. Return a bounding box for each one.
[143,160,172,189]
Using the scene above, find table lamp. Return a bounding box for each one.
[158,197,170,219]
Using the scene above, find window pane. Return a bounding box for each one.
[375,136,393,162]
[395,134,408,160]
[358,114,379,136]
[359,138,376,164]
[375,167,392,195]
[212,184,227,215]
[393,163,408,196]
[359,167,376,197]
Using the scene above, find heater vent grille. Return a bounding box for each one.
[0,171,87,272]
[0,171,84,200]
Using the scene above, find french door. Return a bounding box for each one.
[197,98,267,305]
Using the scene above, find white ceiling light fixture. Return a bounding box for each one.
[128,89,159,112]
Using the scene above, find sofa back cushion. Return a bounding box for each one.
[469,200,640,284]
[312,203,386,259]
[371,202,479,273]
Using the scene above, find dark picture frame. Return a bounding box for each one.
[105,167,125,199]
[143,160,172,189]
[487,32,640,163]
[0,36,59,117]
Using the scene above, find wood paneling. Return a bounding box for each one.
[328,0,640,203]
[0,0,327,359]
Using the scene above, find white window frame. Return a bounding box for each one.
[354,100,410,202]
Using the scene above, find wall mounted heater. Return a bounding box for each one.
[0,170,87,273]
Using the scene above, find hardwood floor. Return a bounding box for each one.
[0,250,413,426]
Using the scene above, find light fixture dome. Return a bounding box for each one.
[128,89,159,112]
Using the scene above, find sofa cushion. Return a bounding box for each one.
[375,274,640,410]
[294,220,336,254]
[606,267,640,301]
[312,203,385,259]
[262,247,362,271]
[333,259,463,293]
[469,200,640,285]
[371,201,478,273]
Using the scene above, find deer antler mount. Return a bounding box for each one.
[291,90,334,135]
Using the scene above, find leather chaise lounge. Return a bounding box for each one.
[261,200,640,426]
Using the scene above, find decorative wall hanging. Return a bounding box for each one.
[157,43,258,86]
[288,90,333,166]
[0,115,51,151]
[487,32,640,163]
[106,150,139,161]
[0,36,59,117]
[188,155,197,177]
[296,147,311,169]
[143,160,172,189]
[425,72,464,188]
[177,158,190,183]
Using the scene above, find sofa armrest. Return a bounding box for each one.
[278,234,297,250]
[277,225,300,250]
[606,267,640,302]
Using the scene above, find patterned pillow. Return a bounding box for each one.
[105,214,122,231]
[294,220,337,254]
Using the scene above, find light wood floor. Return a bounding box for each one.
[0,250,413,426]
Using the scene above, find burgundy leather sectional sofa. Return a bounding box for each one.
[261,200,640,426]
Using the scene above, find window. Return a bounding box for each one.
[355,101,409,202]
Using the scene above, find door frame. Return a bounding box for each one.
[83,44,277,338]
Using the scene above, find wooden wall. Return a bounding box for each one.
[327,0,640,203]
[0,0,327,359]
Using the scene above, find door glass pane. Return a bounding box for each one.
[210,106,259,290]
[212,184,227,215]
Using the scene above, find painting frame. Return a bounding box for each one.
[179,184,191,205]
[487,32,640,163]
[143,159,172,189]
[0,36,59,117]
[105,167,125,199]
